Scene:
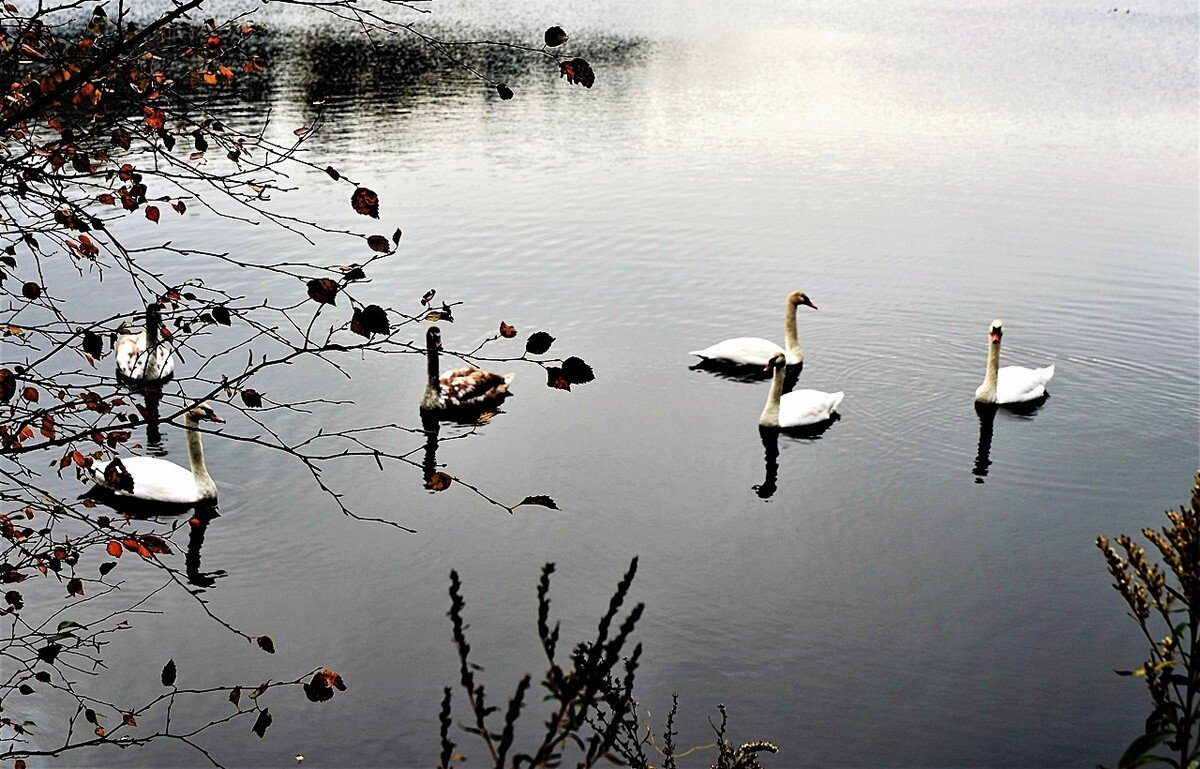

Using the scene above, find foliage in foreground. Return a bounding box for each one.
[440,558,779,769]
[1099,472,1200,769]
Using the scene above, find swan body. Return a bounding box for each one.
[86,403,221,504]
[759,353,843,428]
[421,327,514,413]
[974,319,1055,404]
[116,304,175,382]
[690,291,816,366]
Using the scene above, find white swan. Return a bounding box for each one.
[759,353,843,428]
[973,319,1055,405]
[689,290,817,366]
[421,327,514,413]
[87,403,222,504]
[115,303,175,383]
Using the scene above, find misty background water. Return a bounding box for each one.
[23,0,1200,766]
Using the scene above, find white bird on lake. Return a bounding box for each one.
[421,327,514,414]
[759,352,844,428]
[86,403,222,505]
[115,303,175,383]
[689,290,817,367]
[973,319,1055,405]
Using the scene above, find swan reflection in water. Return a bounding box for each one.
[419,410,504,490]
[971,395,1051,484]
[753,417,841,500]
[691,358,803,392]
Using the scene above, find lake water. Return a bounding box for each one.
[21,0,1200,766]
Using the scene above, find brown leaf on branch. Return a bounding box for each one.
[562,356,595,384]
[425,472,452,492]
[350,305,389,337]
[518,495,559,509]
[350,187,379,218]
[144,206,160,223]
[559,58,595,88]
[251,709,272,738]
[303,668,347,702]
[526,331,555,355]
[0,369,13,402]
[143,106,166,130]
[499,321,517,338]
[306,278,338,305]
[366,234,390,253]
[241,389,264,407]
[546,367,571,391]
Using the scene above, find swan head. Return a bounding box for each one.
[764,352,787,372]
[426,326,443,351]
[185,402,224,425]
[788,291,817,310]
[989,319,1004,345]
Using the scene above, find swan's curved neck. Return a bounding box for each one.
[184,417,216,497]
[978,340,1001,401]
[426,337,440,384]
[145,305,160,348]
[783,302,800,357]
[759,366,785,426]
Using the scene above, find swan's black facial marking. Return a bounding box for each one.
[990,328,1003,344]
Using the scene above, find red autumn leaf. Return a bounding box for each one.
[144,206,160,223]
[40,414,55,438]
[97,193,115,205]
[499,321,517,338]
[306,278,338,305]
[143,106,166,130]
[304,668,346,702]
[123,713,137,728]
[21,386,37,402]
[139,535,171,555]
[350,187,379,218]
[106,540,123,558]
[172,200,187,215]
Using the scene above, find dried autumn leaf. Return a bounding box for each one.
[172,200,187,214]
[306,278,338,305]
[350,187,379,218]
[425,471,452,492]
[518,495,559,510]
[99,561,116,576]
[82,331,103,358]
[324,166,340,181]
[21,282,41,300]
[40,414,55,439]
[21,386,37,402]
[241,388,263,408]
[103,459,134,493]
[251,708,272,738]
[211,306,232,326]
[257,635,275,654]
[392,228,402,245]
[496,83,514,100]
[143,106,166,130]
[526,331,555,355]
[161,659,177,687]
[140,535,171,555]
[366,234,390,253]
[499,321,517,338]
[559,58,595,88]
[350,305,390,338]
[144,206,160,223]
[229,686,242,707]
[546,367,571,391]
[0,369,13,402]
[421,289,436,306]
[66,577,83,597]
[562,356,595,384]
[106,541,123,558]
[303,668,347,702]
[544,26,569,47]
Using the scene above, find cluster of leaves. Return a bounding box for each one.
[438,560,778,768]
[1098,472,1200,769]
[0,0,602,764]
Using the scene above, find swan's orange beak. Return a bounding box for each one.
[989,330,1002,344]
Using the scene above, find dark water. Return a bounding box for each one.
[20,0,1200,766]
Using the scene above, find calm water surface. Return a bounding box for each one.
[28,0,1200,766]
